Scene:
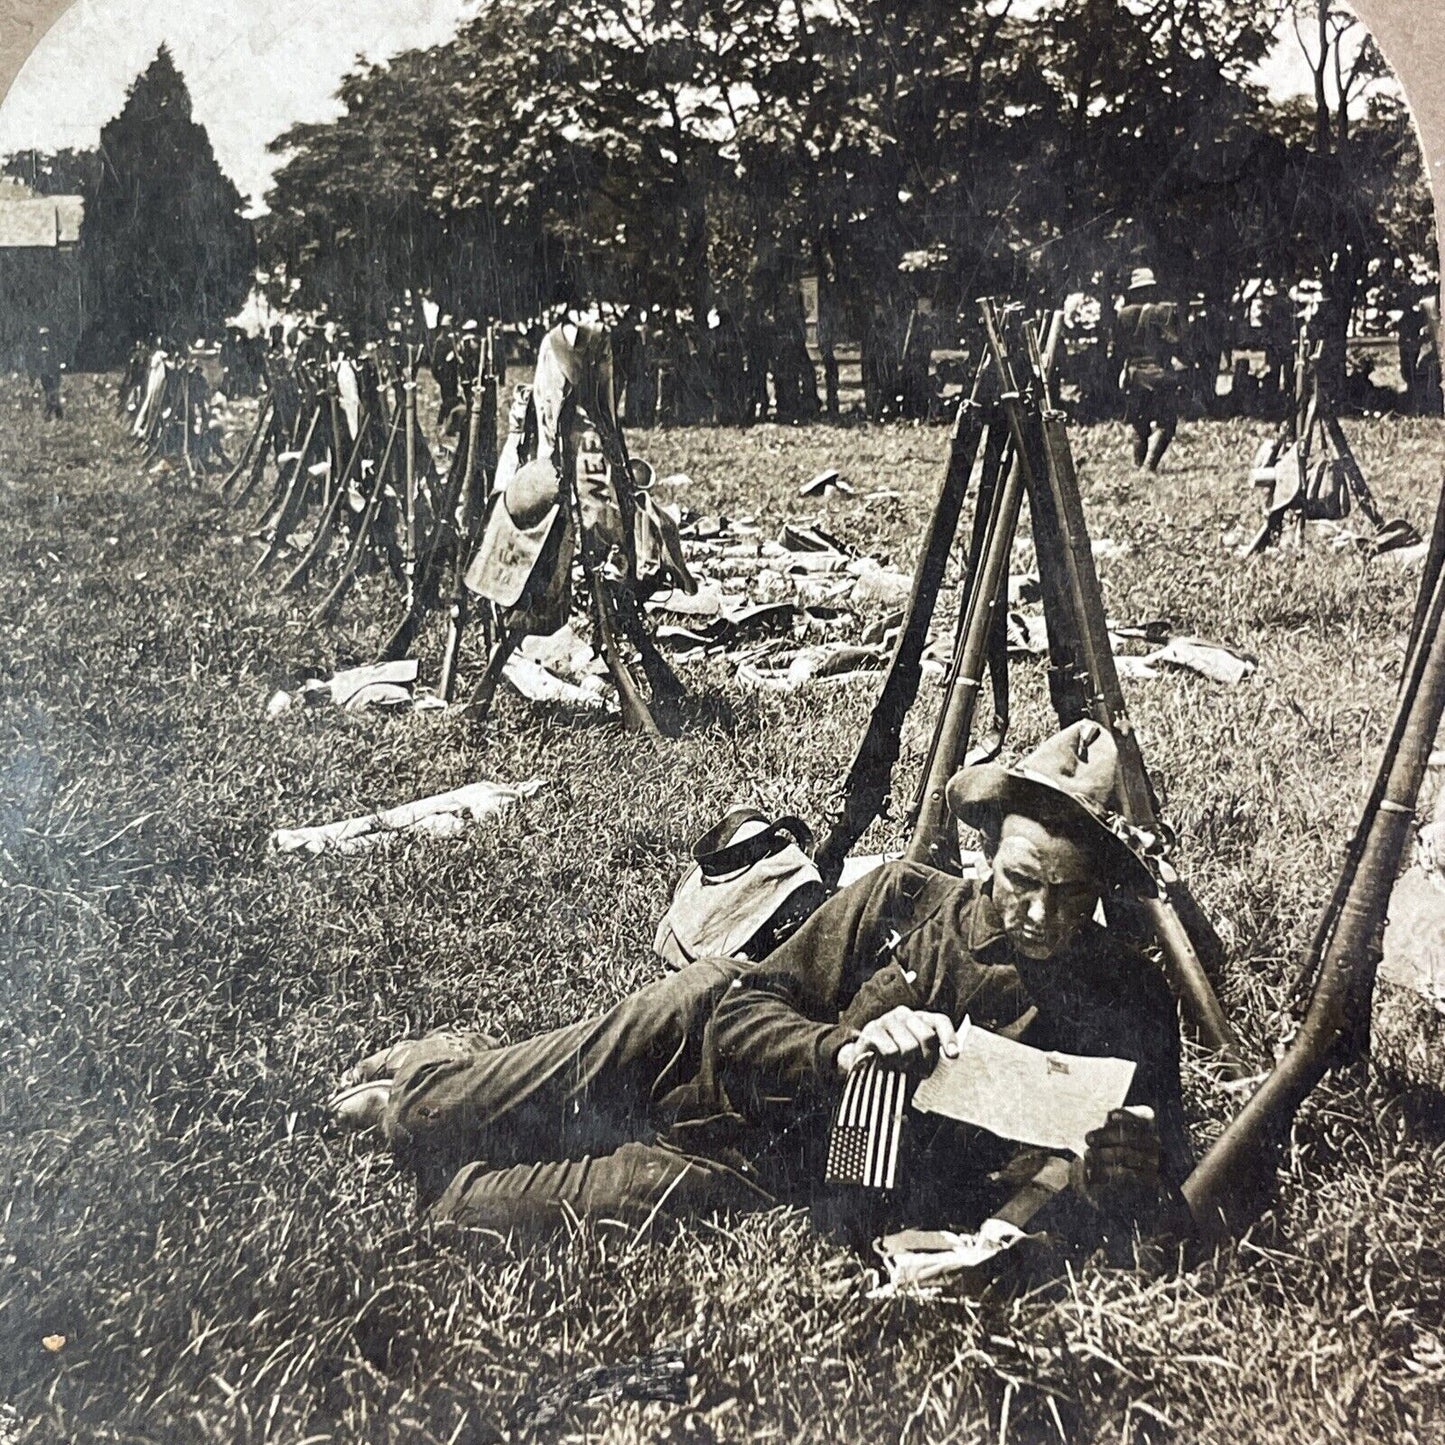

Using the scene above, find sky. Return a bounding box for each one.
[0,0,1378,215]
[0,0,480,209]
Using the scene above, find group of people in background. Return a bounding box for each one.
[596,265,1444,439]
[23,258,1445,450]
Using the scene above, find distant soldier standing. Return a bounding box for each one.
[31,326,63,421]
[1112,267,1186,471]
[1259,280,1293,416]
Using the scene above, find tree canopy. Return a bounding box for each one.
[2,148,101,197]
[258,0,1435,352]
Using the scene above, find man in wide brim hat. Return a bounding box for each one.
[330,722,1191,1249]
[948,719,1158,899]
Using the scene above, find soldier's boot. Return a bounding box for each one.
[1144,427,1170,473]
[1131,428,1149,468]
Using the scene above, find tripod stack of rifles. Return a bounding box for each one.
[818,297,1245,1079]
[224,331,500,699]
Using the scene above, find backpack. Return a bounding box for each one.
[654,808,827,968]
[1304,456,1351,522]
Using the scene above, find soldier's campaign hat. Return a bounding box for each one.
[947,721,1157,894]
[1127,267,1158,293]
[464,456,566,608]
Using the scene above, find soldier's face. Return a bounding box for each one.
[991,814,1100,960]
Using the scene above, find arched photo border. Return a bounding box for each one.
[0,0,1441,1233]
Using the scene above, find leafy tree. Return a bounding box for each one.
[438,0,753,318]
[1272,0,1399,396]
[1359,93,1437,288]
[256,0,1429,412]
[959,0,1274,300]
[263,44,530,328]
[1,148,101,197]
[81,46,254,363]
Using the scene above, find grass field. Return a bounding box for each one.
[4,375,1445,1443]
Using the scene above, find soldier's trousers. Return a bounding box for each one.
[381,960,772,1232]
[1124,382,1177,467]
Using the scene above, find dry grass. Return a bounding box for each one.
[2,377,1445,1441]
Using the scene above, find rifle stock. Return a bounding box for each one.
[311,401,406,626]
[578,331,662,736]
[251,401,324,577]
[280,406,374,594]
[585,554,660,737]
[221,393,270,494]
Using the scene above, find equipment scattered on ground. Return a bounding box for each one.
[451,321,695,735]
[270,778,546,857]
[653,808,827,967]
[1241,322,1419,558]
[817,298,1247,1078]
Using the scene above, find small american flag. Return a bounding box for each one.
[825,1057,908,1191]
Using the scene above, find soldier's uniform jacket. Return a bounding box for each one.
[659,860,1192,1222]
[1113,302,1184,392]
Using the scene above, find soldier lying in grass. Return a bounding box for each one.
[330,722,1194,1250]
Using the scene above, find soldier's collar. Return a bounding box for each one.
[968,887,1013,962]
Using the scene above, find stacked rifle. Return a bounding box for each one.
[819,298,1245,1076]
[1241,321,1418,557]
[221,332,495,683]
[121,345,229,481]
[445,320,694,736]
[218,319,690,729]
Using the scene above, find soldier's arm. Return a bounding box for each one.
[1084,958,1196,1236]
[706,862,920,1108]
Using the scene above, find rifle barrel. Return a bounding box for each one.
[904,439,1022,869]
[1185,532,1445,1236]
[405,348,418,610]
[439,339,495,703]
[815,356,993,883]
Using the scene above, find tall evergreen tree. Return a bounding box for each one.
[82,46,254,362]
